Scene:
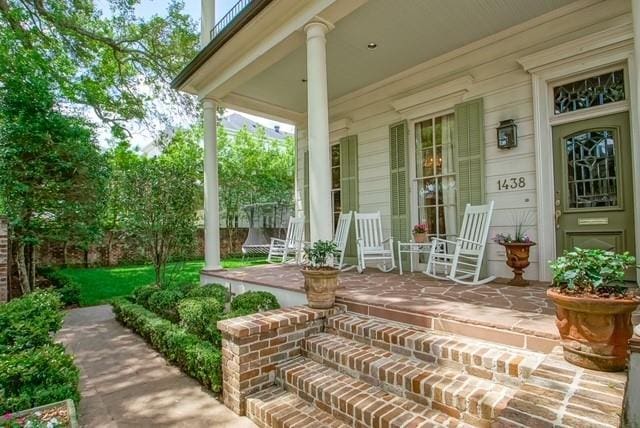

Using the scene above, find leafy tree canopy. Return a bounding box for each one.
[0,0,199,137]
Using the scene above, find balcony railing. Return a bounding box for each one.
[210,0,255,40]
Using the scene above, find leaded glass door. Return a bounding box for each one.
[552,112,635,279]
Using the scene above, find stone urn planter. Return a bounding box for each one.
[500,241,536,286]
[301,268,339,309]
[547,289,638,371]
[301,240,340,309]
[548,248,639,371]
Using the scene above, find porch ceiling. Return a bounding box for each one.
[231,0,575,116]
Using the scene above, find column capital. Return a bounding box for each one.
[303,18,333,39]
[201,98,217,110]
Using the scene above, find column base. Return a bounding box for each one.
[202,265,224,273]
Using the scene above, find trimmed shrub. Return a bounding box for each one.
[0,291,63,353]
[132,284,160,307]
[147,288,183,323]
[112,299,222,392]
[37,268,81,306]
[231,291,280,314]
[0,344,80,413]
[186,284,229,306]
[178,298,224,345]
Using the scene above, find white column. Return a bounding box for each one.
[202,99,222,271]
[633,0,640,280]
[304,21,333,242]
[201,0,215,46]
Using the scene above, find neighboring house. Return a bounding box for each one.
[173,0,640,282]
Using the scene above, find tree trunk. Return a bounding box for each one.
[27,244,35,291]
[106,231,113,266]
[15,243,31,295]
[62,241,68,267]
[83,249,89,268]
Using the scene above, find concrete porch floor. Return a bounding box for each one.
[204,264,640,353]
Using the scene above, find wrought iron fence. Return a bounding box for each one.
[210,0,254,40]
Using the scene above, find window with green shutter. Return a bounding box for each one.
[454,98,485,221]
[303,150,310,240]
[340,135,358,259]
[389,121,410,256]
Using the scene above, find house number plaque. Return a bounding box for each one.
[496,176,526,191]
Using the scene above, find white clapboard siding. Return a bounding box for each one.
[296,0,631,280]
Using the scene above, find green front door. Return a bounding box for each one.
[552,112,635,279]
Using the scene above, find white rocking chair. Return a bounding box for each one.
[267,216,305,264]
[333,212,354,270]
[355,211,396,273]
[425,201,496,285]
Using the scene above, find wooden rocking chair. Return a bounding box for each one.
[333,212,354,270]
[267,216,305,264]
[425,201,496,285]
[354,211,396,273]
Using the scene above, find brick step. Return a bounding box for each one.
[327,312,543,383]
[303,333,514,425]
[276,356,468,428]
[246,386,349,428]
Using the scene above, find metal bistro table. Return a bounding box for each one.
[397,241,432,275]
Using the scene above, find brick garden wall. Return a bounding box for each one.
[217,305,343,415]
[36,227,284,267]
[0,217,8,303]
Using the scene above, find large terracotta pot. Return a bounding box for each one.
[547,288,639,371]
[501,242,536,286]
[301,268,339,309]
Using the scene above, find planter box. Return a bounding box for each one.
[6,399,78,428]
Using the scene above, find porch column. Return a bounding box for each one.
[203,99,222,271]
[304,21,333,242]
[201,0,215,46]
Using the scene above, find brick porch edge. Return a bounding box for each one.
[217,305,343,415]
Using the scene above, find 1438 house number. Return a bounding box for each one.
[497,176,526,191]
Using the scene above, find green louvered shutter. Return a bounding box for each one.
[455,98,485,220]
[389,122,410,264]
[340,135,358,261]
[303,150,310,240]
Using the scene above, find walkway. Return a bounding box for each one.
[57,305,255,428]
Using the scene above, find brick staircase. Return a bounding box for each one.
[245,311,546,427]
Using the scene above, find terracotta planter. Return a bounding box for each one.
[547,288,639,371]
[500,242,536,286]
[413,232,427,243]
[301,268,339,309]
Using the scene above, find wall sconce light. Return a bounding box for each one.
[497,119,518,149]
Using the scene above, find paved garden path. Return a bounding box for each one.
[57,305,256,428]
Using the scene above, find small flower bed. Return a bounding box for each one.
[2,400,75,428]
[0,292,79,416]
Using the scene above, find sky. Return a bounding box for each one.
[94,0,294,147]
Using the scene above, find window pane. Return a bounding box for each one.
[331,144,340,167]
[565,129,618,208]
[554,70,625,115]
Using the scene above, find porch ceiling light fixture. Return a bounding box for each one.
[367,42,377,50]
[497,119,518,149]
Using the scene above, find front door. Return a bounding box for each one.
[552,112,635,279]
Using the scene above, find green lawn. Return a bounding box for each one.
[60,258,266,307]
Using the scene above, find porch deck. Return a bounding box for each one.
[205,265,563,352]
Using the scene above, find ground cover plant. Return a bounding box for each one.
[112,283,280,394]
[0,291,79,415]
[58,257,266,306]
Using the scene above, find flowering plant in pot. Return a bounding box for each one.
[548,248,639,371]
[301,240,340,309]
[493,211,536,286]
[412,224,429,243]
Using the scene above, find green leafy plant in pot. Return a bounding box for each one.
[301,240,340,309]
[548,248,639,371]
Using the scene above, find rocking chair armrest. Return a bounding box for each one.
[429,237,457,246]
[381,237,394,244]
[455,237,483,246]
[270,237,286,245]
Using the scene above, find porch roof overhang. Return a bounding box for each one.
[174,0,581,124]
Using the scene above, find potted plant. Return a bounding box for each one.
[301,240,340,309]
[548,248,639,371]
[412,223,429,243]
[493,211,536,286]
